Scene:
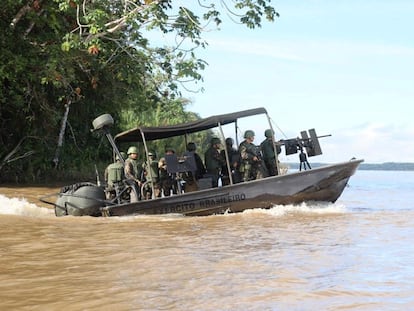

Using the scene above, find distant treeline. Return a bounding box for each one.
[358,162,414,171]
[286,162,414,171]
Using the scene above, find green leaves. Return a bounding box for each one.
[236,0,278,28]
[61,40,71,52]
[1,0,278,182]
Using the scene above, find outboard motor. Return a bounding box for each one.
[55,182,105,216]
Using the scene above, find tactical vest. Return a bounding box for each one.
[143,160,159,182]
[125,158,140,179]
[107,162,124,186]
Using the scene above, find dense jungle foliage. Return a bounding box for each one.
[0,0,278,183]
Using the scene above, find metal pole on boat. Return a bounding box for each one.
[91,114,125,165]
[265,113,280,175]
[234,120,239,146]
[140,129,156,199]
[105,132,125,165]
[218,122,234,185]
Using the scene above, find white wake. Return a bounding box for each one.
[241,201,347,217]
[0,194,54,217]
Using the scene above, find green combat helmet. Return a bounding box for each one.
[127,146,138,155]
[116,152,127,160]
[244,130,255,138]
[264,129,274,138]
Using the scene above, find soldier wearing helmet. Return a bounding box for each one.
[180,142,206,192]
[127,146,138,156]
[260,129,282,176]
[104,151,126,199]
[158,146,176,196]
[124,145,142,202]
[220,137,241,185]
[186,142,206,180]
[244,130,255,139]
[238,130,266,181]
[141,151,160,199]
[204,137,225,187]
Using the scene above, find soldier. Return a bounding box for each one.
[186,142,206,180]
[239,130,267,181]
[141,152,160,199]
[204,137,225,187]
[260,129,282,176]
[182,142,206,192]
[220,137,241,185]
[158,147,176,196]
[104,151,126,199]
[124,146,142,202]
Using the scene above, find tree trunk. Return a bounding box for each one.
[53,101,71,168]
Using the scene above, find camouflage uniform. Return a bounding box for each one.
[239,140,262,181]
[124,147,142,202]
[141,154,160,199]
[260,138,281,176]
[124,158,140,182]
[158,147,176,196]
[238,130,267,181]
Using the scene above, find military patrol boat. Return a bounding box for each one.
[42,107,363,217]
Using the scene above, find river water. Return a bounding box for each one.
[0,170,413,311]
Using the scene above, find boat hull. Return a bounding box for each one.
[101,159,362,217]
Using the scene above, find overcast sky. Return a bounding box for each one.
[177,0,414,164]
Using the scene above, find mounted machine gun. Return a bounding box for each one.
[278,129,331,171]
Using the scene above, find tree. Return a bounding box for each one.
[0,0,278,182]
